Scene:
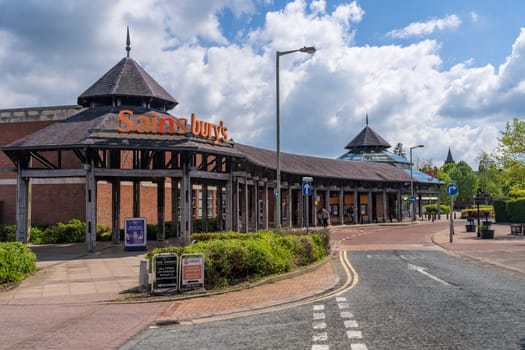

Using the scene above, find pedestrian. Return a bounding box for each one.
[348,206,354,223]
[320,208,330,228]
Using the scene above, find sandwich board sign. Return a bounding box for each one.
[124,217,147,250]
[153,253,179,291]
[180,254,205,291]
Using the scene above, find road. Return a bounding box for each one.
[122,223,525,349]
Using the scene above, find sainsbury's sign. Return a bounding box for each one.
[117,109,229,144]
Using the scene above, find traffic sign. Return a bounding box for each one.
[446,184,458,196]
[409,196,415,203]
[302,182,312,196]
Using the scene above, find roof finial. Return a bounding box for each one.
[366,113,369,126]
[126,26,131,58]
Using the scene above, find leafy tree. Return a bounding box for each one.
[420,163,438,178]
[442,161,478,204]
[497,118,525,194]
[477,151,503,197]
[436,168,452,204]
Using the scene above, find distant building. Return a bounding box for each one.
[445,147,455,164]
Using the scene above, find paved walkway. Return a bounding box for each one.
[433,220,525,280]
[1,219,525,349]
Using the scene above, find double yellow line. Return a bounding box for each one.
[183,251,359,325]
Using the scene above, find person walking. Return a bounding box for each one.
[320,208,330,228]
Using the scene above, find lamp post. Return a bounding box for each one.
[275,46,316,230]
[409,144,424,222]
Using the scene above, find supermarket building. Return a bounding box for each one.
[0,48,442,252]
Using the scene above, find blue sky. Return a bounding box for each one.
[1,0,525,169]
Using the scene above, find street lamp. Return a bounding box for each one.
[275,46,316,230]
[409,144,424,222]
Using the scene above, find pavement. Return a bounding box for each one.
[1,218,525,349]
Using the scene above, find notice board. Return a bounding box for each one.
[154,253,179,289]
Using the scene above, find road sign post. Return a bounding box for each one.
[446,184,459,243]
[302,177,313,234]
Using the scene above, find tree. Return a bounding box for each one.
[477,151,503,197]
[497,118,525,194]
[442,161,478,205]
[436,168,452,204]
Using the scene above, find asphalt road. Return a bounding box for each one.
[122,249,525,350]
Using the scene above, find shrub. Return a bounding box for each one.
[507,198,525,222]
[423,204,450,215]
[0,242,37,284]
[461,206,494,219]
[96,224,112,241]
[30,219,101,244]
[29,226,45,244]
[148,230,330,290]
[493,199,509,223]
[0,225,16,242]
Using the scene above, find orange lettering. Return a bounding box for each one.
[117,110,134,132]
[136,116,150,133]
[191,113,201,136]
[159,116,175,134]
[176,118,189,134]
[151,112,158,133]
[116,110,227,142]
[220,121,228,141]
[200,122,211,138]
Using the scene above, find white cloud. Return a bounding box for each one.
[1,0,524,170]
[387,14,461,39]
[470,11,479,23]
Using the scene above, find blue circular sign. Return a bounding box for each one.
[446,184,458,196]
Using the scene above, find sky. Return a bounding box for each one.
[1,0,525,169]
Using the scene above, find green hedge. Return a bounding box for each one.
[507,198,525,222]
[1,220,111,244]
[460,205,494,219]
[493,199,509,223]
[0,242,37,284]
[147,230,330,290]
[423,204,450,214]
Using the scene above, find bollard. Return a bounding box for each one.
[138,259,149,291]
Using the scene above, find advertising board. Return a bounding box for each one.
[124,218,147,250]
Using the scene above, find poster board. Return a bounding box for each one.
[124,217,147,250]
[180,254,205,291]
[153,253,179,289]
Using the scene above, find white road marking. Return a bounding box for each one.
[340,311,354,318]
[313,321,327,330]
[407,263,451,286]
[313,312,326,320]
[312,332,328,341]
[344,320,359,328]
[347,330,363,339]
[337,303,350,309]
[336,297,347,302]
[312,345,329,350]
[350,344,368,350]
[313,304,325,311]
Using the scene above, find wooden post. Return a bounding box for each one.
[225,176,233,231]
[180,164,191,244]
[157,178,165,241]
[339,189,344,225]
[85,156,97,253]
[111,179,120,244]
[15,160,29,243]
[202,184,209,232]
[287,187,293,228]
[244,179,249,232]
